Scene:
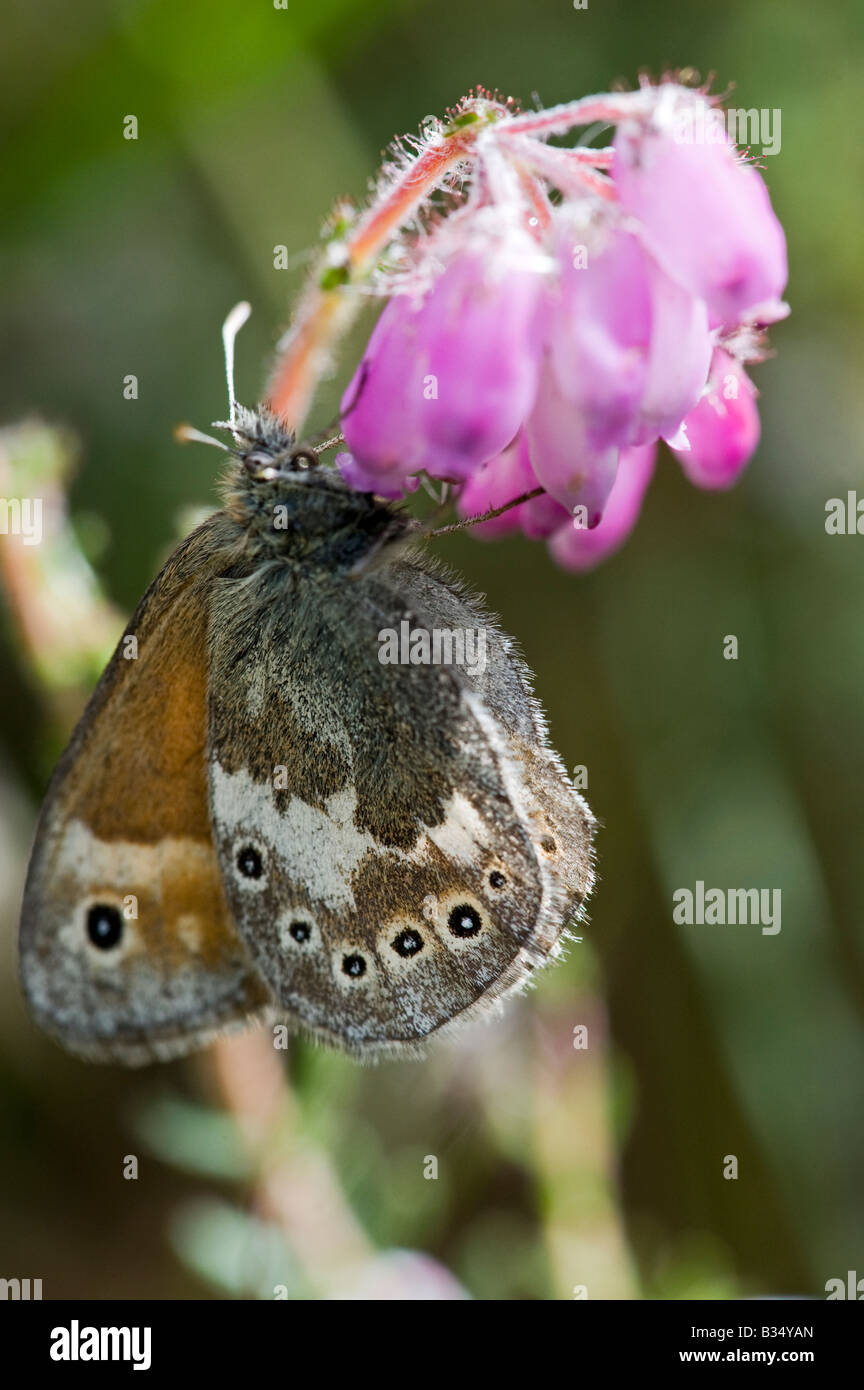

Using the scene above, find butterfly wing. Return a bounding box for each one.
[208,550,594,1056]
[19,514,272,1064]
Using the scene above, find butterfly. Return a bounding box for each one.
[18,315,595,1065]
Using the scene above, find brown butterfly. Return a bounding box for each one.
[18,316,595,1065]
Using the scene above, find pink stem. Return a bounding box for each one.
[265,130,479,429]
[512,138,617,201]
[502,90,655,138]
[565,146,615,166]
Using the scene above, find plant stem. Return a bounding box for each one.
[206,1032,373,1291]
[265,131,480,431]
[503,90,655,138]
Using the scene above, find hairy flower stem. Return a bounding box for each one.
[264,100,630,434]
[502,91,656,138]
[507,138,617,201]
[266,131,480,430]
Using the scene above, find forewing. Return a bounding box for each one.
[19,514,272,1064]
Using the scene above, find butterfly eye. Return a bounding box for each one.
[392,928,424,958]
[289,921,312,944]
[235,844,265,880]
[86,904,124,950]
[488,870,506,889]
[243,452,278,481]
[447,904,483,938]
[342,953,367,979]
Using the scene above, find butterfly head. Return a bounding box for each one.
[200,404,413,571]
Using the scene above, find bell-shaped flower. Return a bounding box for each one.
[613,92,787,327]
[670,350,761,489]
[339,292,428,492]
[341,225,547,487]
[457,433,569,539]
[532,213,711,524]
[545,216,652,454]
[525,356,621,528]
[546,213,712,450]
[628,249,713,446]
[336,451,419,498]
[456,432,538,538]
[549,443,657,571]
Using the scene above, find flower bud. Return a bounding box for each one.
[613,93,788,327]
[525,357,621,528]
[549,443,657,570]
[342,232,546,486]
[670,350,760,489]
[545,215,712,457]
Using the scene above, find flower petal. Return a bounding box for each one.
[669,350,761,489]
[613,94,788,327]
[525,357,620,528]
[549,443,657,570]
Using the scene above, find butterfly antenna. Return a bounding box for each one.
[222,300,252,429]
[312,432,345,455]
[427,486,545,538]
[173,422,233,453]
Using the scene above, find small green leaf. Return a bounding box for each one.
[444,111,481,134]
[319,263,350,290]
[131,1093,251,1181]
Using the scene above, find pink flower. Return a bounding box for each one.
[329,81,788,570]
[549,443,657,570]
[544,217,650,454]
[341,231,545,487]
[456,433,569,538]
[336,452,419,498]
[520,490,571,539]
[546,214,712,449]
[529,214,711,523]
[613,93,788,327]
[339,293,427,490]
[525,356,620,527]
[670,350,761,489]
[456,433,538,538]
[627,250,712,446]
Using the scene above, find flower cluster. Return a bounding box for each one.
[331,81,787,569]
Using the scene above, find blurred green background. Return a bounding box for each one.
[2,0,863,1300]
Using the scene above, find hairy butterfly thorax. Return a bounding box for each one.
[220,404,415,573]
